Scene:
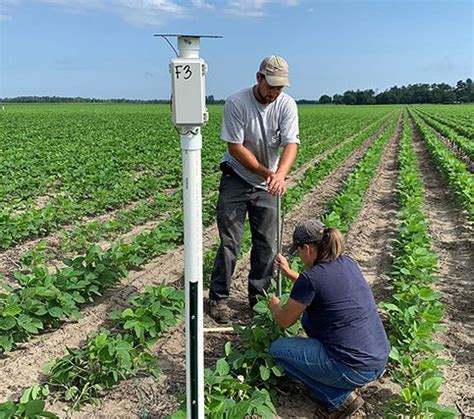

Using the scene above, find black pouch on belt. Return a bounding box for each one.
[219,161,235,176]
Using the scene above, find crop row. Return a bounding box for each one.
[0,105,393,210]
[378,113,457,418]
[0,105,211,206]
[0,284,184,418]
[414,106,474,139]
[0,123,223,251]
[413,109,474,161]
[0,190,216,353]
[322,113,399,232]
[410,111,474,223]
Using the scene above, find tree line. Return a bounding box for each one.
[318,78,473,105]
[0,96,171,104]
[1,79,473,104]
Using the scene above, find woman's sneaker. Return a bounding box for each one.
[326,391,364,418]
[209,300,231,324]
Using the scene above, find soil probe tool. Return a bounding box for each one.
[276,193,284,297]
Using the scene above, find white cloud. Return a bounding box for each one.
[224,0,303,18]
[117,0,187,26]
[0,0,21,20]
[33,0,189,26]
[192,0,214,10]
[226,0,267,17]
[1,0,305,26]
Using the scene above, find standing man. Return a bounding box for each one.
[209,55,300,324]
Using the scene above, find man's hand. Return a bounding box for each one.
[266,172,287,195]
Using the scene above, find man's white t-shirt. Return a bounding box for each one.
[221,87,300,190]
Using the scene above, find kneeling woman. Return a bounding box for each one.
[269,219,390,418]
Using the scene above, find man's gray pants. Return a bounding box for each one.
[209,171,277,305]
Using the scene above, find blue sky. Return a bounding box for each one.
[0,0,472,100]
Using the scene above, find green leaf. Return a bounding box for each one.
[400,387,411,402]
[271,365,284,377]
[419,288,437,301]
[0,317,16,331]
[216,359,230,376]
[48,306,64,318]
[224,341,232,357]
[259,365,270,381]
[0,336,13,352]
[2,304,22,317]
[24,399,46,416]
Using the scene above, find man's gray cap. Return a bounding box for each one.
[289,219,327,253]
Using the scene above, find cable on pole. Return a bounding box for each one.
[157,35,179,57]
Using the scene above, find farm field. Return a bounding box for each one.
[0,103,472,418]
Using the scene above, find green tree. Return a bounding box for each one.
[342,91,356,105]
[332,94,343,105]
[318,95,332,104]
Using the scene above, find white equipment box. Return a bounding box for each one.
[170,57,208,126]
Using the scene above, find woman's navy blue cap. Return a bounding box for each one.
[289,219,327,253]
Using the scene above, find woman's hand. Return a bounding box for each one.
[274,254,299,282]
[269,296,280,312]
[269,296,306,329]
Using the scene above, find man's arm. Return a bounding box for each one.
[228,143,273,179]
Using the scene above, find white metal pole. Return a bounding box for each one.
[178,36,204,419]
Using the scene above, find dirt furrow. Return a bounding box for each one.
[291,112,393,183]
[410,119,474,417]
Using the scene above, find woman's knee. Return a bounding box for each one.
[269,337,291,359]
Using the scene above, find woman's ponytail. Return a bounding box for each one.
[314,227,345,263]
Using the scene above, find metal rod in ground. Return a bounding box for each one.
[276,194,282,297]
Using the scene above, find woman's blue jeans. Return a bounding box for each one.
[269,337,385,411]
